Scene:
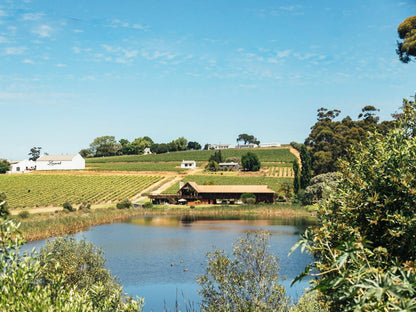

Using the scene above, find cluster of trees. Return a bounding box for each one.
[80,136,202,158]
[293,99,416,310]
[304,106,394,175]
[205,150,261,172]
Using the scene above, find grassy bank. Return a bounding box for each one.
[14,204,315,242]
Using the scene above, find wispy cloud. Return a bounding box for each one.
[101,44,139,64]
[56,63,66,67]
[22,12,44,21]
[5,47,27,55]
[0,36,8,43]
[23,59,35,64]
[32,25,53,38]
[109,19,149,31]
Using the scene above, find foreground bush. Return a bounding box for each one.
[292,100,416,311]
[197,231,288,312]
[0,216,143,311]
[117,198,132,209]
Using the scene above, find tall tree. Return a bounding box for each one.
[396,15,416,63]
[237,133,260,145]
[241,152,261,171]
[28,147,42,161]
[89,136,121,157]
[187,141,201,150]
[300,145,311,189]
[209,150,224,163]
[292,159,300,194]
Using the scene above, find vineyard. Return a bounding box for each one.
[86,147,296,164]
[163,175,292,194]
[0,174,162,209]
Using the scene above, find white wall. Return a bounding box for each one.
[36,154,85,171]
[10,160,36,173]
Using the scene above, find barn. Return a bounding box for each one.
[150,182,275,205]
[36,154,85,171]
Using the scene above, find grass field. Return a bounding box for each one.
[0,174,162,208]
[163,175,292,194]
[86,162,202,172]
[86,147,296,164]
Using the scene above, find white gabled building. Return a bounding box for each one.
[9,160,36,173]
[36,154,85,171]
[181,160,196,169]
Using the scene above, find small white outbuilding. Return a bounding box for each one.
[181,160,196,169]
[9,160,36,173]
[36,154,85,171]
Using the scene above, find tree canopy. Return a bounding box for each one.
[28,146,42,161]
[397,15,416,63]
[236,133,260,145]
[0,159,10,174]
[241,151,261,171]
[305,107,394,175]
[89,136,121,157]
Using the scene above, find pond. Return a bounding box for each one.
[24,215,314,311]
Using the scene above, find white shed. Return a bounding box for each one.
[9,160,36,173]
[36,154,85,171]
[181,160,196,169]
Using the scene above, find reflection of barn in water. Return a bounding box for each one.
[149,182,275,205]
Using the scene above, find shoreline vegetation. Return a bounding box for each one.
[13,204,316,242]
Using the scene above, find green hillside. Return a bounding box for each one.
[86,148,295,164]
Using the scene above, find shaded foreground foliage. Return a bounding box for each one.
[293,99,416,311]
[0,203,143,311]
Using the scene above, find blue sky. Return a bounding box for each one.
[1,0,416,160]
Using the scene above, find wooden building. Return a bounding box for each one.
[149,182,275,205]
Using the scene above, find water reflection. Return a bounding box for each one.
[24,215,315,312]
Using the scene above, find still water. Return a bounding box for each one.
[24,215,314,311]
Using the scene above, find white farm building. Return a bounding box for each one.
[9,160,36,173]
[36,154,85,171]
[181,160,196,169]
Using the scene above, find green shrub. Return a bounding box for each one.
[116,198,132,209]
[143,202,153,209]
[62,201,74,212]
[0,218,144,311]
[198,231,288,311]
[78,202,91,210]
[241,151,261,171]
[0,192,9,217]
[240,192,256,204]
[18,210,30,219]
[205,160,219,171]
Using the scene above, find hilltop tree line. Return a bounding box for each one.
[80,136,202,158]
[304,105,394,176]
